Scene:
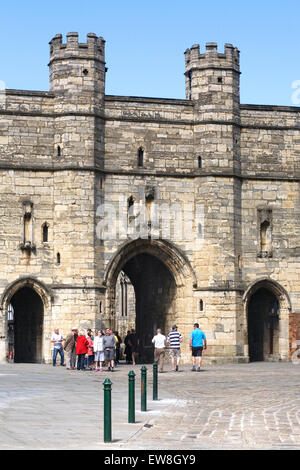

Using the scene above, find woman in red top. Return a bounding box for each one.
[76,331,89,370]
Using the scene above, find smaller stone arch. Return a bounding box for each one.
[243,277,291,361]
[243,277,292,312]
[0,278,53,363]
[1,277,53,311]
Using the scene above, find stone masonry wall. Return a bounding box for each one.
[0,35,299,363]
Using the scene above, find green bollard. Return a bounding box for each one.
[153,361,158,401]
[103,378,112,443]
[141,365,147,412]
[128,370,136,423]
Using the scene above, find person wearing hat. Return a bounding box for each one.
[167,325,183,372]
[64,327,78,370]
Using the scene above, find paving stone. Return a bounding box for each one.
[0,361,300,449]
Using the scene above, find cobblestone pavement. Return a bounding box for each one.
[0,361,299,450]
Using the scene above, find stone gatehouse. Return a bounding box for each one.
[0,32,299,364]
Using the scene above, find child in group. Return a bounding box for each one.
[93,329,104,371]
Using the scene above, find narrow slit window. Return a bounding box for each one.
[198,156,202,169]
[42,223,49,243]
[56,252,61,265]
[57,146,61,157]
[188,70,192,99]
[128,196,134,209]
[138,147,144,167]
[199,299,204,312]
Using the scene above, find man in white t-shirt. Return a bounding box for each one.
[51,328,65,367]
[152,328,166,373]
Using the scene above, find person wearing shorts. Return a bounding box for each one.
[189,323,207,372]
[93,330,104,371]
[167,325,182,371]
[103,329,116,371]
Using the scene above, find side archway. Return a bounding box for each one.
[1,277,53,311]
[0,278,53,363]
[243,278,291,361]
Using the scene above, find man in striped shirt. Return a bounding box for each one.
[167,325,182,372]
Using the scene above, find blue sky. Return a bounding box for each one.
[0,0,299,105]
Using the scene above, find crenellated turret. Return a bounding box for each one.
[185,42,241,176]
[184,42,240,73]
[184,42,240,120]
[49,32,106,167]
[49,32,106,112]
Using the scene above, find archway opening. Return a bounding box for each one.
[115,252,176,363]
[247,287,279,362]
[10,287,44,363]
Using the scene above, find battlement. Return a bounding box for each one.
[49,32,105,64]
[184,42,240,73]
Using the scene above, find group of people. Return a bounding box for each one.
[151,323,207,373]
[51,323,207,372]
[51,328,122,371]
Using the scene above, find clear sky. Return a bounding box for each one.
[0,0,299,105]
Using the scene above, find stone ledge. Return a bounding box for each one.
[202,356,249,365]
[5,89,55,98]
[241,103,300,113]
[105,95,194,106]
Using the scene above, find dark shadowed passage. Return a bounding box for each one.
[248,287,279,362]
[10,287,44,363]
[120,253,176,363]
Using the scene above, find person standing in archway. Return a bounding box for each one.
[189,323,207,372]
[114,331,122,366]
[124,330,132,364]
[128,329,139,366]
[152,328,166,373]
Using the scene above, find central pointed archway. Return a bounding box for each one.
[104,239,196,363]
